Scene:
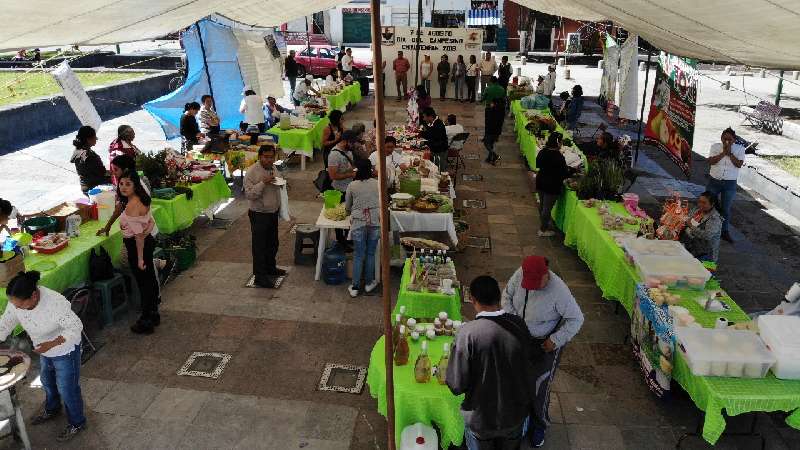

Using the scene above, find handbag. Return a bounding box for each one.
[313,149,353,193]
[89,247,114,282]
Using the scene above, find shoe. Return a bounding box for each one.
[150,313,161,327]
[529,428,545,448]
[492,154,501,164]
[538,230,556,237]
[267,268,287,277]
[253,277,276,288]
[348,285,359,298]
[56,423,87,443]
[721,231,733,243]
[364,280,379,294]
[31,408,61,425]
[130,319,155,335]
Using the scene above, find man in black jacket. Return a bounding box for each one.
[421,107,449,172]
[446,275,534,450]
[483,98,505,165]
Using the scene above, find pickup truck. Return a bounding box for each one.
[293,46,372,79]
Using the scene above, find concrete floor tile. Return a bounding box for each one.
[143,387,211,423]
[94,382,163,417]
[299,402,359,442]
[619,426,676,450]
[567,424,625,449]
[209,316,260,338]
[488,214,517,225]
[81,377,116,410]
[251,319,300,342]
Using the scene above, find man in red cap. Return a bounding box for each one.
[501,256,584,448]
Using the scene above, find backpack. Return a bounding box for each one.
[89,247,114,282]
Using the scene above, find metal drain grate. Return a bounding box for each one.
[245,269,288,289]
[177,352,232,379]
[289,224,299,234]
[463,154,480,160]
[462,174,483,182]
[464,235,491,250]
[462,199,485,209]
[318,363,367,394]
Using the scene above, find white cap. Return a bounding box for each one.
[421,340,428,351]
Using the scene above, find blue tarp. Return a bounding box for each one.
[144,20,247,139]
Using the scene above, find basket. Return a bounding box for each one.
[31,239,69,255]
[164,246,197,271]
[0,253,24,287]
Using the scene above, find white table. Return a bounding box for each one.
[390,210,459,246]
[314,209,383,283]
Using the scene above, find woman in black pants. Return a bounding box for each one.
[117,171,160,334]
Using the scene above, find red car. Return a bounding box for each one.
[294,46,372,78]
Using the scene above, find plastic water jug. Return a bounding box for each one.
[323,190,342,209]
[322,243,347,285]
[400,423,437,450]
[95,191,116,223]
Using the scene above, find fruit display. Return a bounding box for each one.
[31,233,69,254]
[400,237,449,252]
[323,203,347,221]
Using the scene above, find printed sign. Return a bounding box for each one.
[380,26,483,99]
[631,285,674,399]
[643,52,698,176]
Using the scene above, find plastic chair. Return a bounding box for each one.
[294,224,321,266]
[92,272,128,327]
[447,132,469,182]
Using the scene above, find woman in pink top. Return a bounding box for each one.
[117,171,160,335]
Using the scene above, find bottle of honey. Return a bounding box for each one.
[392,314,402,349]
[414,340,432,383]
[436,342,450,385]
[394,325,410,366]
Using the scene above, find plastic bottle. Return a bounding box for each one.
[394,325,410,366]
[414,340,432,383]
[436,342,450,384]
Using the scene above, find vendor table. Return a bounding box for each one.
[326,82,362,112]
[151,172,232,235]
[313,207,458,281]
[0,220,123,334]
[268,116,330,170]
[511,100,587,172]
[393,259,462,322]
[552,190,640,313]
[367,333,464,449]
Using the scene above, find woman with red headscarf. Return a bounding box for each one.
[501,255,584,449]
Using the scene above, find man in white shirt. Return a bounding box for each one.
[293,75,319,106]
[341,48,354,77]
[544,65,556,97]
[706,127,745,242]
[445,114,465,141]
[369,136,408,188]
[479,52,498,99]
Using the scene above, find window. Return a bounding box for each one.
[319,48,335,59]
[301,48,315,57]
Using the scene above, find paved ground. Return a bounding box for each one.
[4,92,800,449]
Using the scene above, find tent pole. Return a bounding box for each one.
[634,49,652,164]
[775,70,784,106]
[196,22,215,99]
[414,0,422,88]
[369,1,396,449]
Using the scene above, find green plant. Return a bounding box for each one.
[575,158,625,200]
[135,151,167,188]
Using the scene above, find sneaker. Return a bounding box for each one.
[530,428,545,448]
[56,423,87,442]
[150,313,161,327]
[364,280,379,294]
[348,285,359,298]
[267,268,287,277]
[537,230,556,237]
[31,408,61,425]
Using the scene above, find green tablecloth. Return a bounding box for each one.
[268,116,330,157]
[512,101,587,172]
[151,172,232,234]
[0,220,123,334]
[673,351,800,444]
[552,190,640,313]
[394,259,462,322]
[367,333,464,448]
[326,82,362,112]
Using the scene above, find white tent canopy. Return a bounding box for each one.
[514,0,800,69]
[0,0,349,51]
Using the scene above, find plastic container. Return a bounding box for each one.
[633,254,711,288]
[322,243,347,285]
[623,237,694,260]
[323,190,343,209]
[95,191,117,223]
[758,315,800,379]
[22,216,57,235]
[400,423,438,450]
[676,327,775,378]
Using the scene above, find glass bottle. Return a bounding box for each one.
[436,342,450,384]
[414,340,432,383]
[392,314,402,348]
[398,306,407,328]
[394,325,410,366]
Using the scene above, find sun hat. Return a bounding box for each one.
[521,255,548,290]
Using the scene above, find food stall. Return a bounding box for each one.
[268,115,330,171]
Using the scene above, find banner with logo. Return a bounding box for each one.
[643,52,698,176]
[617,34,639,120]
[380,26,483,99]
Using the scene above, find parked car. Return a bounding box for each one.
[294,46,372,78]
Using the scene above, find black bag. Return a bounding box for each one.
[89,247,114,282]
[478,313,542,362]
[313,149,353,193]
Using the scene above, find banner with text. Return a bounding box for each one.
[643,52,698,176]
[51,62,102,131]
[380,26,483,99]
